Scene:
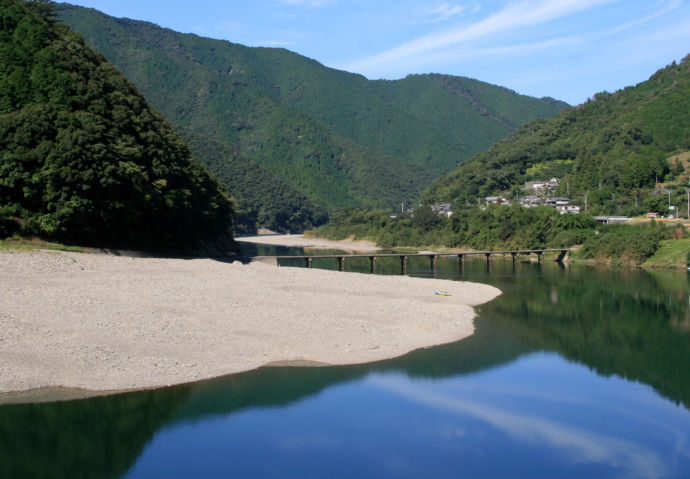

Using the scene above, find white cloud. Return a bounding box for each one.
[628,11,690,46]
[605,0,682,36]
[371,376,669,479]
[425,2,467,22]
[341,0,617,74]
[447,35,581,62]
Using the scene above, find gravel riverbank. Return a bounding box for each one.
[0,250,500,400]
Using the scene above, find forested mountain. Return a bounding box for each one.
[0,0,237,254]
[424,56,690,215]
[58,3,568,232]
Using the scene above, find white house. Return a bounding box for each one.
[557,205,581,214]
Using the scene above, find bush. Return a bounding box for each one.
[577,224,667,265]
[549,228,594,247]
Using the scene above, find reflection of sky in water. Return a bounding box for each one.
[125,353,690,479]
[370,353,690,479]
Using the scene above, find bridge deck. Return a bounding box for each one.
[252,249,568,261]
[249,249,570,274]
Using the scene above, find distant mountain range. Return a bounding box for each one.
[424,55,690,216]
[58,3,568,233]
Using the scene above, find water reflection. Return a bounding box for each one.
[371,357,686,479]
[1,248,689,478]
[0,388,189,479]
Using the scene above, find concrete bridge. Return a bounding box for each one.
[251,249,570,275]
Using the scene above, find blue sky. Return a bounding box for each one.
[62,0,690,105]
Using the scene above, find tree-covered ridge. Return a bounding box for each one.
[424,56,690,213]
[179,128,327,235]
[0,0,237,253]
[370,74,568,161]
[58,3,568,232]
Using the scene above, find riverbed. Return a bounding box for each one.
[1,245,689,478]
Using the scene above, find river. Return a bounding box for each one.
[1,243,689,478]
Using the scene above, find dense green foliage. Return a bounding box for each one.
[180,128,327,234]
[311,205,591,249]
[424,56,690,216]
[0,0,237,253]
[577,222,669,264]
[58,4,567,232]
[310,205,678,265]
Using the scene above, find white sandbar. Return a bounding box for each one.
[237,234,381,252]
[0,250,500,397]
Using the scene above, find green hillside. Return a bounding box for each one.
[179,128,327,234]
[58,3,567,232]
[424,56,690,215]
[0,0,237,254]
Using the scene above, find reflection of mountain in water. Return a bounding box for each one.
[1,261,688,479]
[482,265,690,410]
[0,388,189,479]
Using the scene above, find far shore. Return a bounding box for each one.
[0,250,500,403]
[236,233,472,256]
[237,234,690,270]
[237,234,382,252]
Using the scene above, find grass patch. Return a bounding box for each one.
[644,238,690,269]
[0,236,83,253]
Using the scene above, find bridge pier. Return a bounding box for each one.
[252,248,572,274]
[429,255,438,275]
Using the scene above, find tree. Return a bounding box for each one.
[412,204,442,232]
[645,194,669,215]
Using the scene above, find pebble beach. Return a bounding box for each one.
[0,249,500,400]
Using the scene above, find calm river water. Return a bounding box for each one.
[1,243,690,478]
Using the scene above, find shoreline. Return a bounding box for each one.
[0,250,500,404]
